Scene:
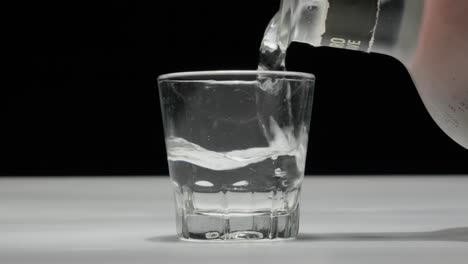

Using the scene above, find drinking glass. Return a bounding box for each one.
[157,71,315,240]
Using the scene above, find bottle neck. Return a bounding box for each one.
[319,0,424,58]
[372,0,424,63]
[286,0,424,63]
[320,0,381,52]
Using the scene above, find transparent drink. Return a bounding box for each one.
[158,71,315,240]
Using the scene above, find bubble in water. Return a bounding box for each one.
[205,231,220,239]
[220,231,264,240]
[231,231,264,240]
[195,181,214,187]
[232,180,249,187]
[274,168,287,178]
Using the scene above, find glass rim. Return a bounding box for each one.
[158,70,315,81]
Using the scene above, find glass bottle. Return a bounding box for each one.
[260,0,468,149]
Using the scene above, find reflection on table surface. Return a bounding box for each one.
[1,176,468,264]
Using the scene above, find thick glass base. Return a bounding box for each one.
[176,206,300,241]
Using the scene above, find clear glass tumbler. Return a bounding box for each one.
[157,71,315,241]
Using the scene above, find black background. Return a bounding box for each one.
[4,0,467,176]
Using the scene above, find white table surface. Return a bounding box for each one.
[1,176,468,264]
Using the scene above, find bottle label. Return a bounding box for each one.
[322,0,380,52]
